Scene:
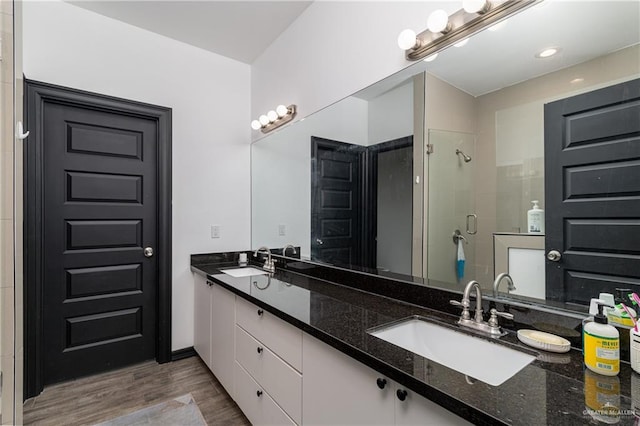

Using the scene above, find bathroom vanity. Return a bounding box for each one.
[192,254,636,425]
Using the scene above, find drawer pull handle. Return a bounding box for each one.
[257,347,263,354]
[256,390,263,397]
[257,309,264,316]
[376,378,387,389]
[396,389,408,401]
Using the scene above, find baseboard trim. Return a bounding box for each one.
[171,347,197,361]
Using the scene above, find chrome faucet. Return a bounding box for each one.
[493,272,516,297]
[254,246,275,273]
[450,280,513,337]
[282,244,297,256]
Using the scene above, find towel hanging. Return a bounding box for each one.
[457,238,466,280]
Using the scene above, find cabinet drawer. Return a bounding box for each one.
[236,297,302,371]
[236,325,262,380]
[236,326,302,424]
[234,361,296,426]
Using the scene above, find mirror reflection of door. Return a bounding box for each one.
[311,137,364,267]
[310,136,413,272]
[544,78,640,304]
[369,137,413,275]
[426,130,476,286]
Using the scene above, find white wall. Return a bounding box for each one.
[251,1,457,136]
[23,0,251,351]
[367,81,414,145]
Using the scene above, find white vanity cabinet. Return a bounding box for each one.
[394,384,470,426]
[210,283,236,395]
[302,333,470,426]
[193,273,212,369]
[193,273,236,395]
[234,297,302,425]
[302,333,395,425]
[194,273,472,425]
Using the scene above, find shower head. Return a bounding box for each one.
[456,149,472,163]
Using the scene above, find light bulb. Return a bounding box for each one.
[454,38,469,48]
[251,120,262,130]
[276,105,288,117]
[427,10,450,34]
[423,53,438,62]
[267,110,278,122]
[259,115,269,126]
[463,0,489,14]
[397,29,418,50]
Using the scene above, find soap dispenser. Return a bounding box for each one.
[584,301,619,376]
[527,200,544,233]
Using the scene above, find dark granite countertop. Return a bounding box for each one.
[191,260,637,425]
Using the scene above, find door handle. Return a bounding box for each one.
[144,247,154,258]
[316,239,324,245]
[466,214,477,235]
[546,250,562,262]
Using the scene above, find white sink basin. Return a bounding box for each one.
[368,317,535,386]
[221,267,269,278]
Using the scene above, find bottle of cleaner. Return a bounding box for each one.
[584,302,619,376]
[527,200,544,233]
[599,291,637,328]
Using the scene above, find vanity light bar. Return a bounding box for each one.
[251,105,297,134]
[400,0,539,62]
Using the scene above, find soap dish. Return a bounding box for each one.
[517,329,571,353]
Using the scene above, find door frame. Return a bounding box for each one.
[23,80,172,398]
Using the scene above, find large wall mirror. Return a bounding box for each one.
[252,0,640,314]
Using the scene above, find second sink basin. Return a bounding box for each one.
[221,267,269,278]
[368,316,535,386]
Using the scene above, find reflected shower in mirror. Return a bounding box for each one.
[252,0,640,314]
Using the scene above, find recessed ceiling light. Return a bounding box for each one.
[570,77,585,84]
[423,53,438,62]
[454,38,469,48]
[536,47,561,58]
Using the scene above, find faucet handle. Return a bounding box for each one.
[450,299,468,308]
[488,308,514,328]
[450,299,471,321]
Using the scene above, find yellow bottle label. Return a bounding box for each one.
[584,330,619,373]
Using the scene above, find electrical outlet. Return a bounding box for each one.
[278,224,286,236]
[211,225,221,239]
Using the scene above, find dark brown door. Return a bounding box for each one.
[311,137,364,267]
[42,101,158,384]
[544,78,640,304]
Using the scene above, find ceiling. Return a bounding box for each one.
[355,0,640,101]
[68,1,313,64]
[428,0,640,97]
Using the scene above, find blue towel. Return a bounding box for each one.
[457,239,465,280]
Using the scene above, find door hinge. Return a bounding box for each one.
[426,144,434,155]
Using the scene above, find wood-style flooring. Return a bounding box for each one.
[23,356,250,425]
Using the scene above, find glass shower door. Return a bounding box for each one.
[425,130,476,288]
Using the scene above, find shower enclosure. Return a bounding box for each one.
[424,129,477,287]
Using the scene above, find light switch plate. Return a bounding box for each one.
[278,224,286,236]
[211,225,221,239]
